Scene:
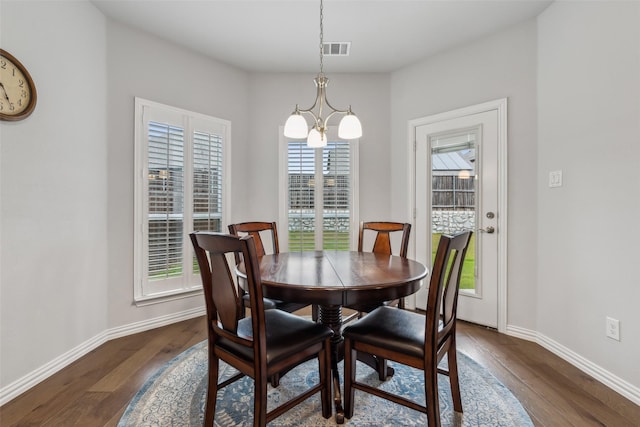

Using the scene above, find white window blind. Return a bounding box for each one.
[322,141,351,250]
[287,141,317,251]
[134,98,230,303]
[148,121,185,280]
[281,130,358,252]
[192,130,224,233]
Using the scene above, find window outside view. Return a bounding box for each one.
[287,140,351,251]
[431,134,476,290]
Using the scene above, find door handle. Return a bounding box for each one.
[478,226,495,234]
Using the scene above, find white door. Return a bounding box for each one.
[412,99,507,330]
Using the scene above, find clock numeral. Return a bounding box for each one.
[18,79,24,88]
[0,100,4,111]
[0,59,6,69]
[21,90,27,98]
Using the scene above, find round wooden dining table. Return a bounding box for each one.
[242,250,428,423]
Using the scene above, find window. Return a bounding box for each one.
[279,128,358,251]
[134,98,230,303]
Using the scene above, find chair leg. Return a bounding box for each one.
[319,339,332,419]
[205,351,219,426]
[238,286,250,319]
[270,373,280,387]
[447,347,463,413]
[254,374,268,427]
[376,357,388,381]
[425,363,441,427]
[343,339,356,419]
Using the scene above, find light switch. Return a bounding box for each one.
[549,170,563,188]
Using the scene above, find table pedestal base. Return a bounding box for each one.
[318,305,394,423]
[318,305,345,423]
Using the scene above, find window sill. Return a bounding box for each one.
[134,288,203,307]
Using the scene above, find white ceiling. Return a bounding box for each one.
[91,0,553,73]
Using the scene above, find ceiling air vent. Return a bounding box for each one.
[323,42,351,56]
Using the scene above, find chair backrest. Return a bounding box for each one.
[358,221,411,258]
[228,221,279,264]
[190,232,267,356]
[425,231,473,348]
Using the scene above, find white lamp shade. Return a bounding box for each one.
[338,114,362,139]
[307,128,327,148]
[284,114,309,139]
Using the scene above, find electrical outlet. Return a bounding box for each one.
[606,317,620,341]
[549,170,563,188]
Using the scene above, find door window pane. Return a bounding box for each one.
[430,131,476,291]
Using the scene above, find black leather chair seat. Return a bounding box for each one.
[343,306,426,359]
[242,294,308,312]
[344,301,384,314]
[218,309,333,365]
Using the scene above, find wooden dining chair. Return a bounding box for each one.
[358,221,411,258]
[228,221,311,316]
[190,232,333,427]
[342,231,473,426]
[354,221,412,310]
[343,221,412,379]
[344,221,412,319]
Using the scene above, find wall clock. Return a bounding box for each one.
[0,49,37,121]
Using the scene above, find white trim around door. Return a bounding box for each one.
[407,98,508,333]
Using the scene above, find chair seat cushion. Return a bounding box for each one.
[343,306,426,359]
[241,294,308,312]
[344,301,384,313]
[242,294,277,310]
[272,300,310,313]
[219,310,332,365]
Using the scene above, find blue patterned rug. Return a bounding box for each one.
[118,340,533,426]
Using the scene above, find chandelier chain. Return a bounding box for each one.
[319,0,324,75]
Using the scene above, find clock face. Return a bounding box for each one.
[0,49,37,121]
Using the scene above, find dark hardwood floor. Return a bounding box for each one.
[1,314,638,426]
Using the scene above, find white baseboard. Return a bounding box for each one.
[506,324,640,406]
[0,330,110,407]
[107,306,205,340]
[0,306,205,406]
[3,313,637,408]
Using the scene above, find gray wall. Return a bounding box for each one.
[390,19,539,330]
[105,21,250,327]
[1,0,639,403]
[537,1,640,387]
[1,1,108,387]
[244,72,391,223]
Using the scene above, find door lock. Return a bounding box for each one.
[479,226,495,234]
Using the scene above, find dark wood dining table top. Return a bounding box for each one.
[252,250,428,307]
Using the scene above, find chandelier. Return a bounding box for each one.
[283,0,362,148]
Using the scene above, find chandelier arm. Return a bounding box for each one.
[323,99,351,115]
[323,109,349,126]
[296,76,323,114]
[296,101,320,115]
[296,108,320,124]
[322,84,352,115]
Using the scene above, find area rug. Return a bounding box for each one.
[118,340,533,426]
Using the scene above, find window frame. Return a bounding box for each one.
[134,97,231,305]
[278,126,359,251]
